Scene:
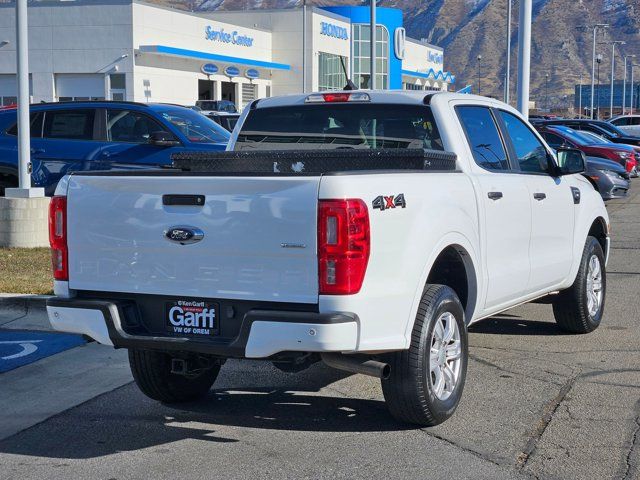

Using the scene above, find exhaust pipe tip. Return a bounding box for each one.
[380,363,391,380]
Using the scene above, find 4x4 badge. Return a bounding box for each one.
[372,194,406,211]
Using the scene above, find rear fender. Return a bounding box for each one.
[402,232,480,348]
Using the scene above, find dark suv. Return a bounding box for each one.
[0,101,230,195]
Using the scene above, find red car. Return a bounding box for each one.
[537,124,638,175]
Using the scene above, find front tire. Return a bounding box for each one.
[382,284,468,426]
[128,349,220,403]
[552,236,606,333]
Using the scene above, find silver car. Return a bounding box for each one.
[609,115,640,137]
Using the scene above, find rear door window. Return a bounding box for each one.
[456,106,509,171]
[6,112,44,138]
[43,109,95,140]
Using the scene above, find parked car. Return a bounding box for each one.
[0,101,230,195]
[577,129,640,176]
[206,112,241,132]
[583,156,630,200]
[609,114,640,137]
[533,118,640,147]
[195,100,237,115]
[48,91,609,427]
[536,124,638,175]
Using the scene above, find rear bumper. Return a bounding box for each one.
[46,297,358,358]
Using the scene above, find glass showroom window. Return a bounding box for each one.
[318,52,347,91]
[403,82,423,91]
[352,24,389,89]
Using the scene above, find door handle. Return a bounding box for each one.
[30,148,44,154]
[533,192,546,201]
[487,191,503,200]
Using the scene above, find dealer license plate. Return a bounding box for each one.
[165,300,219,336]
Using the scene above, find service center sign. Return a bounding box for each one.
[205,25,254,47]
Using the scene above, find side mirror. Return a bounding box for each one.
[555,147,586,175]
[149,131,180,147]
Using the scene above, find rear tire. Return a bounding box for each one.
[128,349,220,403]
[552,236,606,333]
[382,284,468,426]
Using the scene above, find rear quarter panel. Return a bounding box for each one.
[318,172,480,352]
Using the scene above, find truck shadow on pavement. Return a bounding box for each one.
[0,364,410,460]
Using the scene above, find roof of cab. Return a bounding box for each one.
[13,101,194,112]
[249,90,513,111]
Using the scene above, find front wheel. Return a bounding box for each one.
[382,284,468,426]
[552,236,606,333]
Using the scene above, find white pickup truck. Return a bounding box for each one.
[47,91,609,426]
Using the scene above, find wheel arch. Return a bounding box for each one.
[588,216,608,262]
[405,234,480,347]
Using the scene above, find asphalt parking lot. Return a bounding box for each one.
[0,188,639,480]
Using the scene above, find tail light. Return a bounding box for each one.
[625,158,634,173]
[318,199,370,295]
[48,196,68,281]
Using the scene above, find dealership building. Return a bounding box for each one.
[0,0,455,111]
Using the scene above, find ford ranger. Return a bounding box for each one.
[47,91,609,426]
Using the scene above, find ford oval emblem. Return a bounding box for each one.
[164,226,204,245]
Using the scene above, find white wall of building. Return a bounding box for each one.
[402,39,447,91]
[310,11,351,92]
[0,1,451,106]
[0,1,134,102]
[131,2,275,107]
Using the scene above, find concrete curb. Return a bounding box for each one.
[0,293,51,311]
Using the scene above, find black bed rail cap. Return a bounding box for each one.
[171,149,457,175]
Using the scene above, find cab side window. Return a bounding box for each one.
[541,132,567,149]
[107,110,166,143]
[611,117,629,126]
[498,111,550,174]
[456,106,510,171]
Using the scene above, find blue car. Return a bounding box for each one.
[0,101,230,195]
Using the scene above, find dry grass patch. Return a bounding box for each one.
[0,248,53,295]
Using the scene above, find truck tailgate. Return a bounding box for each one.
[65,175,320,303]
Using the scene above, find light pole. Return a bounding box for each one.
[623,54,636,114]
[596,54,602,119]
[601,40,625,117]
[6,0,42,197]
[516,0,532,116]
[631,63,637,115]
[302,0,306,93]
[504,0,512,104]
[477,54,482,95]
[578,73,583,118]
[545,73,550,111]
[578,24,608,119]
[370,0,376,90]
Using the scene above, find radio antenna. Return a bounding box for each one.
[340,56,358,90]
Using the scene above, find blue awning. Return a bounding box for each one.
[138,45,291,71]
